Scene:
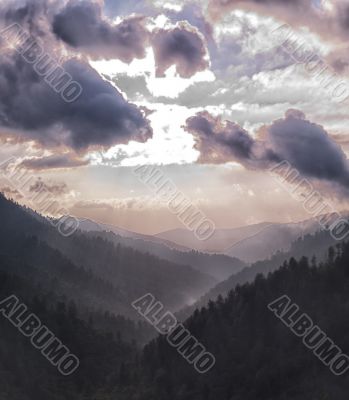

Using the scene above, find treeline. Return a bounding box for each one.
[0,194,215,318]
[96,230,246,281]
[2,193,349,399]
[180,228,343,320]
[0,270,139,400]
[133,242,349,399]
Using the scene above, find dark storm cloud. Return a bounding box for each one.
[0,0,153,153]
[185,110,349,193]
[152,22,209,78]
[52,0,150,62]
[265,109,349,187]
[1,0,50,33]
[53,1,212,77]
[19,154,89,170]
[185,111,256,165]
[0,54,153,151]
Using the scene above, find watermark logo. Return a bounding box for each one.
[0,158,79,237]
[0,294,80,376]
[246,23,349,104]
[269,160,349,242]
[0,23,83,103]
[132,293,216,374]
[133,165,215,241]
[268,295,349,376]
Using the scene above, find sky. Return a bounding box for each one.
[1,0,349,234]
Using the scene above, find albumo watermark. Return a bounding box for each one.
[132,293,216,374]
[133,165,215,241]
[0,295,80,376]
[268,295,349,376]
[247,23,349,104]
[0,23,82,103]
[269,160,349,241]
[0,158,79,237]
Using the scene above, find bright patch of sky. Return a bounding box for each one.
[88,104,200,166]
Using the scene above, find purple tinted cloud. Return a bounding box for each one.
[19,154,89,170]
[185,111,255,165]
[185,110,349,194]
[52,0,150,62]
[0,55,153,151]
[0,0,153,153]
[152,22,209,78]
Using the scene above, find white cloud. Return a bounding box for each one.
[89,104,201,166]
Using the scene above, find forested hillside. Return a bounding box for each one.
[87,230,246,281]
[0,269,140,400]
[135,242,349,399]
[180,228,343,320]
[0,194,215,317]
[2,194,349,400]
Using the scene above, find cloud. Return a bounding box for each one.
[0,0,153,154]
[208,0,314,22]
[206,0,349,68]
[0,54,153,151]
[334,2,349,38]
[0,186,23,200]
[74,196,166,212]
[331,133,349,146]
[52,1,150,62]
[74,200,114,211]
[165,2,213,40]
[185,111,256,165]
[151,22,209,78]
[264,109,349,187]
[73,198,145,211]
[29,178,68,195]
[185,109,349,195]
[103,0,154,18]
[19,154,89,170]
[0,0,50,35]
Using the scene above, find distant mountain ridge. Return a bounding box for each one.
[0,194,216,318]
[76,217,191,251]
[155,222,274,253]
[63,213,346,280]
[1,194,349,399]
[155,215,348,263]
[225,218,321,263]
[75,217,246,281]
[179,227,344,321]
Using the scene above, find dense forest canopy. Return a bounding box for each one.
[0,195,349,399]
